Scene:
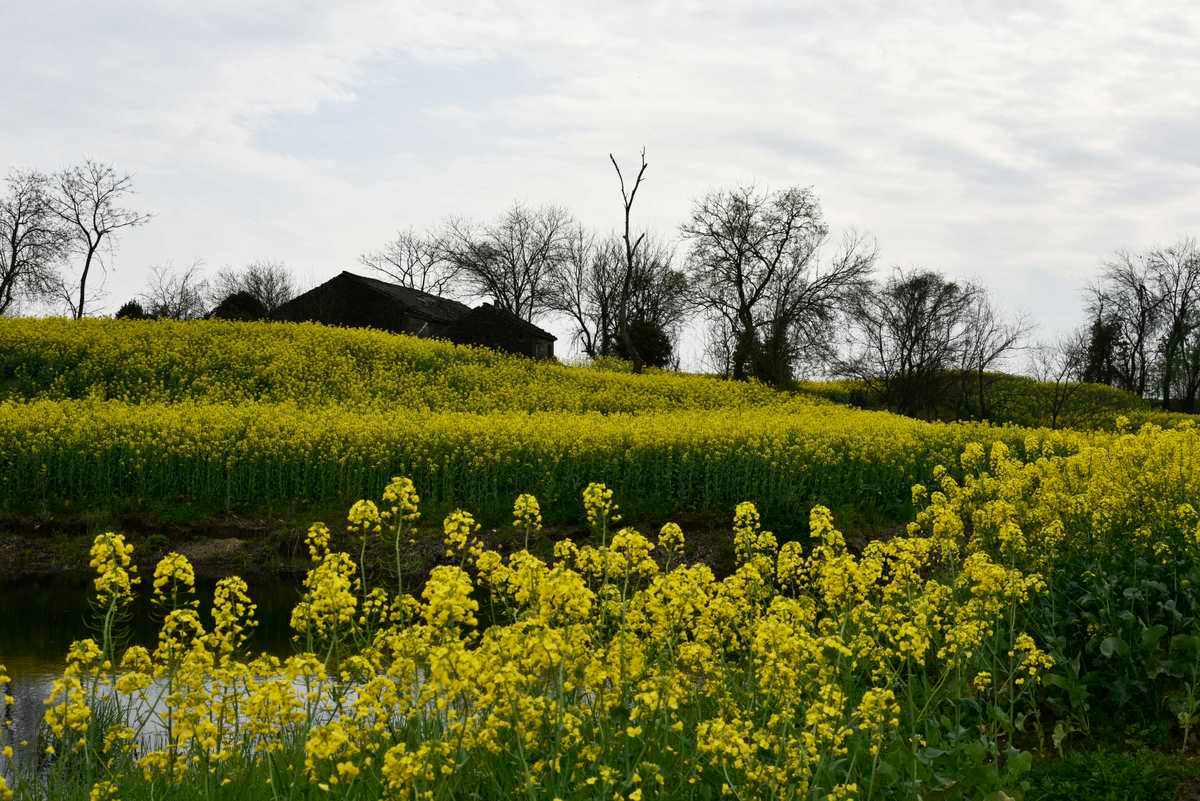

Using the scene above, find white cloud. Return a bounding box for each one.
[2,0,1199,363]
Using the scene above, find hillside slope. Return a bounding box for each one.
[798,371,1183,430]
[0,318,801,413]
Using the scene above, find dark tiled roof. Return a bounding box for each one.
[453,303,556,341]
[339,271,471,324]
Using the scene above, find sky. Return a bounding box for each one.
[3,0,1199,366]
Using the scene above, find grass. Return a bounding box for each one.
[1025,749,1200,801]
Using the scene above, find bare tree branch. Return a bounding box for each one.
[1028,329,1088,428]
[49,160,151,318]
[610,148,650,370]
[140,261,209,320]
[681,185,870,384]
[360,228,460,297]
[442,203,572,321]
[0,169,65,315]
[837,268,983,417]
[211,259,296,313]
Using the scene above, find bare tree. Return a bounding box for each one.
[682,186,872,384]
[956,292,1033,418]
[702,317,738,378]
[1087,251,1163,398]
[49,160,151,318]
[0,169,64,315]
[140,262,210,320]
[1180,323,1200,412]
[359,228,459,297]
[442,203,572,321]
[548,230,688,367]
[610,149,650,370]
[757,230,876,382]
[210,259,296,313]
[547,228,621,359]
[1029,329,1088,429]
[838,269,981,418]
[1147,238,1200,410]
[623,236,689,360]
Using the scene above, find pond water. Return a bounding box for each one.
[0,573,301,765]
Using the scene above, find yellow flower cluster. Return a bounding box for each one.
[29,473,1080,800]
[0,663,13,801]
[582,481,620,532]
[89,780,119,801]
[291,552,358,642]
[209,576,257,660]
[0,390,1102,528]
[0,317,793,412]
[347,499,382,538]
[89,532,139,604]
[908,422,1200,570]
[305,521,332,562]
[382,475,421,524]
[442,509,482,560]
[152,550,197,608]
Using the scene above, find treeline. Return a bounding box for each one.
[1080,241,1200,411]
[114,260,297,323]
[0,160,150,319]
[351,153,1033,419]
[5,153,1198,418]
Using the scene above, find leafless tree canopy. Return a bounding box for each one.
[48,160,151,318]
[0,169,64,315]
[701,317,739,378]
[624,237,689,345]
[360,228,459,297]
[838,269,996,418]
[1086,251,1163,398]
[442,203,573,322]
[681,185,874,385]
[1084,239,1200,410]
[1028,329,1088,428]
[954,291,1033,418]
[1147,239,1200,410]
[211,259,296,313]
[140,262,210,320]
[548,229,688,366]
[547,228,621,359]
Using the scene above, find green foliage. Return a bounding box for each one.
[613,319,675,369]
[1025,749,1200,801]
[803,371,1191,430]
[114,300,148,320]
[0,398,1069,525]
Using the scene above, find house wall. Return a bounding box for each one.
[448,318,554,358]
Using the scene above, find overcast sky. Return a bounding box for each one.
[3,1,1198,364]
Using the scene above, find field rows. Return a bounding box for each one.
[0,399,1088,523]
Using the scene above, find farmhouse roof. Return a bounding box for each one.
[337,271,471,324]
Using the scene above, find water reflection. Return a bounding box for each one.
[0,573,300,769]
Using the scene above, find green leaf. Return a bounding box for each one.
[1100,635,1121,658]
[1142,623,1169,650]
[1052,721,1070,753]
